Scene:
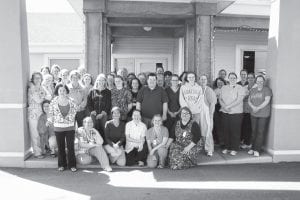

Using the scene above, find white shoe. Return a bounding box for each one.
[230,151,237,156]
[222,149,228,154]
[104,167,112,172]
[253,151,260,157]
[248,150,254,155]
[240,144,251,149]
[207,152,213,157]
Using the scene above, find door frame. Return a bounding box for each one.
[235,44,267,75]
[111,53,173,73]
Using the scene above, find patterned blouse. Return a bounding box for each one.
[111,87,132,118]
[27,83,46,120]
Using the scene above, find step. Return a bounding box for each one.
[25,148,273,169]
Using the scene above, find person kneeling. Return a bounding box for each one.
[146,114,169,168]
[77,117,112,172]
[125,110,148,166]
[104,107,126,166]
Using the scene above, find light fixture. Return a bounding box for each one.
[143,26,152,32]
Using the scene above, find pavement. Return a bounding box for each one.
[1,162,300,200]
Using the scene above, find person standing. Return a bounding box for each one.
[87,74,111,140]
[111,75,133,122]
[165,74,181,141]
[219,72,246,156]
[68,70,86,128]
[28,72,46,158]
[48,84,78,172]
[136,73,168,128]
[179,72,203,126]
[199,75,217,156]
[248,75,272,157]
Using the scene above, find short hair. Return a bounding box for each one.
[151,114,162,126]
[83,116,94,126]
[186,71,197,82]
[240,69,248,74]
[137,72,146,78]
[111,106,121,114]
[164,71,172,77]
[127,72,136,79]
[180,107,193,120]
[129,78,142,90]
[69,70,81,80]
[147,72,157,80]
[228,72,237,79]
[247,72,255,78]
[218,69,227,75]
[213,77,227,88]
[51,64,61,72]
[54,83,70,96]
[30,72,43,84]
[60,69,69,77]
[255,74,265,83]
[132,109,141,115]
[171,74,179,79]
[114,75,124,81]
[40,66,50,74]
[156,63,164,71]
[41,100,51,114]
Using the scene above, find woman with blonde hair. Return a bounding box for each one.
[77,116,112,171]
[146,114,169,168]
[87,74,111,140]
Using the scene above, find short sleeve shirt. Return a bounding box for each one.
[146,126,169,145]
[249,87,272,118]
[137,86,168,119]
[220,84,246,114]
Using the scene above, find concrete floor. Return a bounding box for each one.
[25,147,273,168]
[1,162,300,200]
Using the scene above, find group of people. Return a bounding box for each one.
[27,64,272,172]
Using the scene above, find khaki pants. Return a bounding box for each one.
[104,145,126,166]
[89,146,110,169]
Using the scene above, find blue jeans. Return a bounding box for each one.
[251,116,269,152]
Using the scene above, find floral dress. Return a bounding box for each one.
[28,83,46,120]
[111,88,132,120]
[169,120,202,170]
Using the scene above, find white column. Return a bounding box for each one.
[0,0,30,167]
[266,0,300,162]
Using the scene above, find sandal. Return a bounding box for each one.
[70,167,77,172]
[58,167,64,172]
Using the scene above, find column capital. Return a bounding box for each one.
[194,1,234,15]
[83,0,106,13]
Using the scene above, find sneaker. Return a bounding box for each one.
[157,164,164,169]
[240,144,251,149]
[70,167,77,172]
[253,151,260,157]
[207,152,213,157]
[248,150,254,155]
[230,151,237,156]
[138,161,144,167]
[222,149,228,154]
[34,155,45,159]
[104,167,112,172]
[57,167,65,172]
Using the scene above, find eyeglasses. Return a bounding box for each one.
[181,112,191,116]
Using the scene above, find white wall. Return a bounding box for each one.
[112,37,178,72]
[214,31,268,79]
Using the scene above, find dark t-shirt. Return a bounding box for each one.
[104,120,126,147]
[249,87,272,118]
[165,86,180,113]
[137,86,168,119]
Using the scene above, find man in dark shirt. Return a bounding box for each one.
[136,73,168,128]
